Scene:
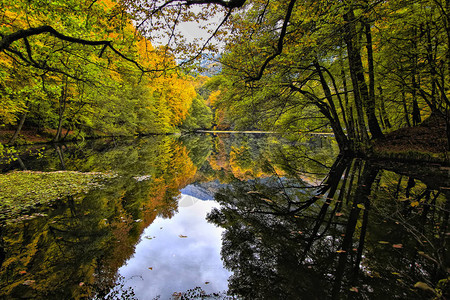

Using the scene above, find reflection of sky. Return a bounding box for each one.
[116,193,231,299]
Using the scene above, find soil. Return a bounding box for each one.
[373,114,448,154]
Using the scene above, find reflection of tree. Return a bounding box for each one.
[208,154,449,299]
[0,136,199,299]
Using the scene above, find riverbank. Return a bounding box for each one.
[2,116,449,166]
[372,114,449,164]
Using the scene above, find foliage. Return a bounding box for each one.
[181,96,213,130]
[208,0,449,154]
[0,0,199,142]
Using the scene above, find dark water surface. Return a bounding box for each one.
[0,134,449,299]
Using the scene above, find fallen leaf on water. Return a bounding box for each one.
[414,282,436,294]
[378,241,389,244]
[179,235,187,238]
[205,282,210,284]
[149,267,153,270]
[79,282,84,286]
[410,201,419,207]
[349,287,358,293]
[357,204,365,209]
[23,280,35,286]
[19,271,27,275]
[393,244,403,249]
[336,250,346,253]
[335,212,343,217]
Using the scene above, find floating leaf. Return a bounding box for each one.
[336,249,346,253]
[23,280,35,286]
[205,282,210,284]
[335,212,343,217]
[179,234,187,238]
[378,241,389,244]
[414,282,436,294]
[79,282,85,286]
[19,271,27,275]
[149,267,153,270]
[357,204,365,209]
[393,244,403,249]
[349,287,358,293]
[410,201,419,207]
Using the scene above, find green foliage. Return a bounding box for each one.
[181,96,213,130]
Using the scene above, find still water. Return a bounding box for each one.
[0,134,448,299]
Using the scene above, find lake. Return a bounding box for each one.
[0,134,448,299]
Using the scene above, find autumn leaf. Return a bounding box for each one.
[392,244,403,249]
[410,201,419,207]
[179,234,187,238]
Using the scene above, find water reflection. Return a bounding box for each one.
[0,134,448,299]
[208,154,450,299]
[114,197,230,299]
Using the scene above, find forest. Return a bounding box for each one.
[0,1,449,298]
[1,0,449,159]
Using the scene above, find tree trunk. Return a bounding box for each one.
[378,86,391,129]
[54,78,68,142]
[8,102,29,145]
[401,87,411,127]
[343,8,383,140]
[314,61,353,154]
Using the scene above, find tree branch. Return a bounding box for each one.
[246,0,296,82]
[0,25,163,73]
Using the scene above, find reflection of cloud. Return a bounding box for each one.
[116,198,230,299]
[178,194,199,207]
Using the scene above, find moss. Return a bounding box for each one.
[0,171,116,223]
